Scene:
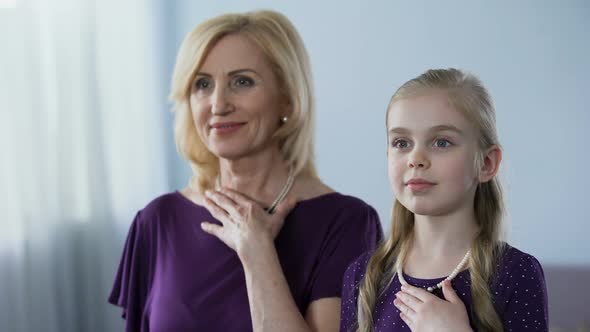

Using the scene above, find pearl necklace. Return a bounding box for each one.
[396,250,471,292]
[217,167,295,215]
[267,167,295,214]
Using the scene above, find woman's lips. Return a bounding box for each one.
[210,122,246,134]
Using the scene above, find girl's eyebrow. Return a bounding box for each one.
[429,124,465,136]
[388,124,465,136]
[388,127,411,135]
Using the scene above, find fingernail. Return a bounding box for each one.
[205,190,212,197]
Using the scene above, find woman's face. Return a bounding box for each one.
[190,34,288,160]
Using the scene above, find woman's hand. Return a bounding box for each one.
[200,187,296,262]
[394,281,472,332]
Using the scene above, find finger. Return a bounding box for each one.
[396,291,422,310]
[218,188,265,218]
[393,298,416,320]
[441,280,461,304]
[201,222,234,250]
[219,187,256,208]
[399,311,414,329]
[201,222,224,238]
[205,190,241,219]
[203,197,233,225]
[401,284,433,303]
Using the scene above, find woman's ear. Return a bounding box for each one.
[281,98,293,121]
[478,145,502,183]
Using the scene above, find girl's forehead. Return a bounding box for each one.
[387,93,473,133]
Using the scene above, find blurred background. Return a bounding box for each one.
[0,0,588,331]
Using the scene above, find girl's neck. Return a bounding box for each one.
[401,206,478,279]
[411,205,479,260]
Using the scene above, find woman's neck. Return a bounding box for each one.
[218,147,290,207]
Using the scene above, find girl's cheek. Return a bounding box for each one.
[387,162,403,191]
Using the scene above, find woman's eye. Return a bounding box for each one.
[392,139,410,149]
[434,139,452,148]
[233,76,254,87]
[194,78,211,90]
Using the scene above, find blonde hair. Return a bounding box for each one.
[169,10,317,192]
[356,68,505,332]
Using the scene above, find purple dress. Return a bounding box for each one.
[340,245,549,332]
[109,191,383,331]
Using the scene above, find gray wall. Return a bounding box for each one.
[169,0,590,265]
[164,1,589,328]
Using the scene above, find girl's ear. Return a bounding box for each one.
[478,145,502,183]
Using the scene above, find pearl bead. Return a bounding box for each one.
[397,250,471,293]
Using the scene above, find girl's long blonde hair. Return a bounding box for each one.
[355,68,505,332]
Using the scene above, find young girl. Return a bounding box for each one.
[340,68,548,332]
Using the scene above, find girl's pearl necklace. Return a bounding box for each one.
[396,250,471,292]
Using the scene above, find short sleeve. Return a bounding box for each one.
[308,204,382,302]
[496,252,549,331]
[108,211,155,331]
[339,253,371,332]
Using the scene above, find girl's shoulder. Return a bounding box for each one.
[491,246,549,329]
[497,243,545,278]
[493,243,547,300]
[343,250,378,285]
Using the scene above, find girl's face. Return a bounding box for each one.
[386,90,481,217]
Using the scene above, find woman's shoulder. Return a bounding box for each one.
[294,177,379,217]
[299,192,374,210]
[133,190,206,226]
[139,191,185,214]
[296,187,377,216]
[296,191,383,243]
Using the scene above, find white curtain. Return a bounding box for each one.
[0,0,169,330]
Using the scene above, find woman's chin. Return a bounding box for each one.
[208,145,252,161]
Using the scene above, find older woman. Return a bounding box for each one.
[108,10,382,332]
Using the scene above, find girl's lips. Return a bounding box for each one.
[406,183,435,191]
[405,178,436,192]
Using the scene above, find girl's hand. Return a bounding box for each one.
[394,280,472,332]
[200,187,295,262]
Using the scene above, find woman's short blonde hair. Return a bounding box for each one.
[169,10,317,192]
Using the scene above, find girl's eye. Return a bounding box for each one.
[392,139,410,149]
[434,139,453,148]
[194,78,211,90]
[233,76,254,87]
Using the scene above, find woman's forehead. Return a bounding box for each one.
[198,34,271,76]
